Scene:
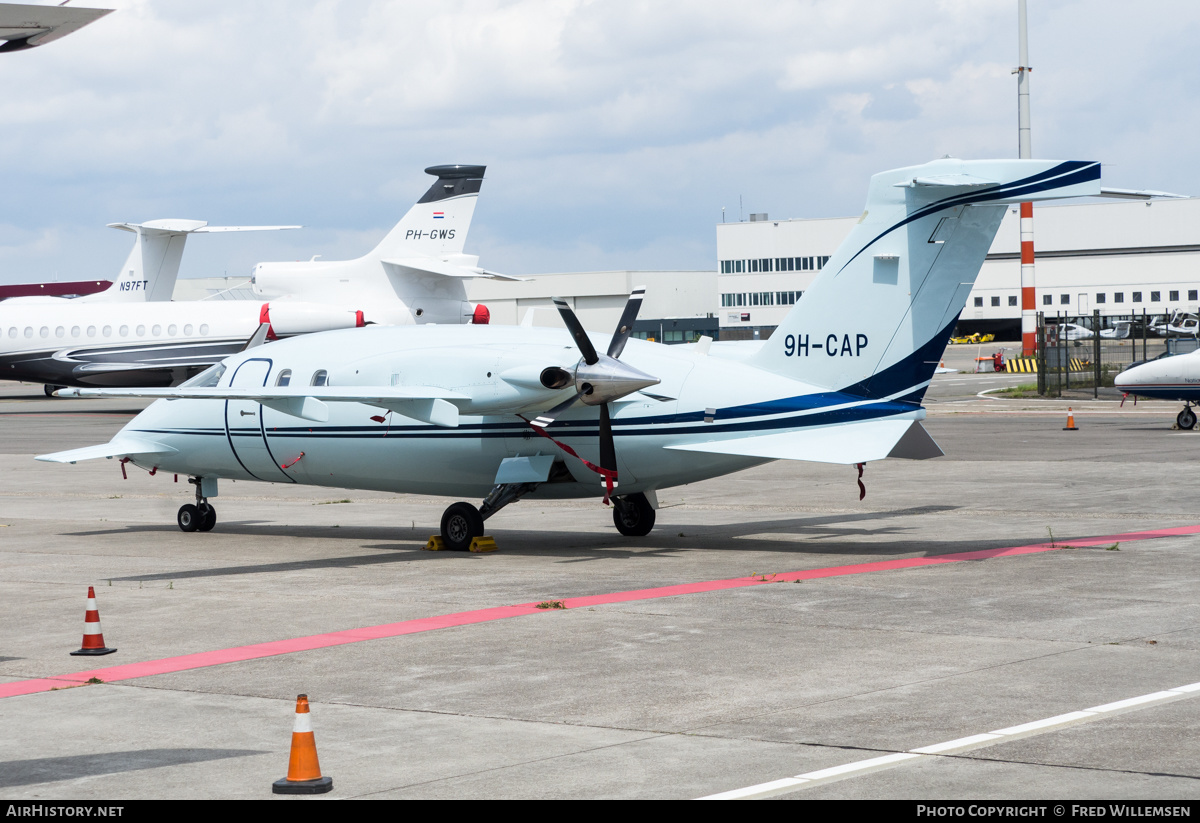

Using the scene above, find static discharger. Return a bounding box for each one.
[273,694,333,795]
[70,586,116,657]
[1064,407,1079,431]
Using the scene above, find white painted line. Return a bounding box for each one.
[1088,691,1180,713]
[989,710,1096,736]
[699,680,1200,800]
[910,733,1002,754]
[795,751,921,781]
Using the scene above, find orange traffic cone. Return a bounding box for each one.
[1063,407,1078,431]
[273,694,333,794]
[70,586,116,656]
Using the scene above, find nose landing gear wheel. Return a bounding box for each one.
[1178,407,1197,430]
[177,504,200,532]
[441,501,484,551]
[613,492,655,537]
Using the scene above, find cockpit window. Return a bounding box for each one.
[276,369,292,387]
[180,363,226,388]
[311,370,328,387]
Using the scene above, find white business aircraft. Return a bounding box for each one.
[0,165,498,391]
[41,157,1104,546]
[1115,349,1200,429]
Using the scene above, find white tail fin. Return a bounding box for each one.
[366,165,484,259]
[750,158,1101,402]
[82,220,300,304]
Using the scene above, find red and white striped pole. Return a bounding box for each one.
[1016,0,1037,356]
[1020,201,1037,355]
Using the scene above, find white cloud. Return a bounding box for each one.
[1,0,1199,284]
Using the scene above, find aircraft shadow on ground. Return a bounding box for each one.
[93,505,1024,582]
[0,748,265,788]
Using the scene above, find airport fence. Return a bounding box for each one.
[1033,310,1196,397]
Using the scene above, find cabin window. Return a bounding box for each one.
[183,324,193,336]
[102,326,112,337]
[136,325,146,336]
[180,363,226,388]
[152,325,162,336]
[7,327,15,338]
[71,326,80,337]
[199,324,209,336]
[119,325,129,336]
[276,369,292,387]
[24,327,32,338]
[311,370,329,387]
[87,326,96,337]
[168,324,177,336]
[40,326,49,338]
[55,326,65,338]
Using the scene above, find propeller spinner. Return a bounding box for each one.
[530,288,659,494]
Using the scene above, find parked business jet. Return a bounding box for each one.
[41,157,1104,546]
[1,165,497,391]
[1115,349,1200,429]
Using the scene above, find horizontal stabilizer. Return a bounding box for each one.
[1096,187,1189,200]
[382,257,524,281]
[664,419,942,465]
[894,174,999,188]
[36,439,177,464]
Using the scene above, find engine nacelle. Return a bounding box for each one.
[261,302,365,337]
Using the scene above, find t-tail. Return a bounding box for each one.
[750,158,1101,402]
[365,164,485,260]
[81,220,300,304]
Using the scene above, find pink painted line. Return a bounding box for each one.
[5,524,1200,700]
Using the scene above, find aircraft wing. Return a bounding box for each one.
[55,385,470,427]
[36,438,176,464]
[0,3,112,52]
[382,257,524,281]
[664,419,943,465]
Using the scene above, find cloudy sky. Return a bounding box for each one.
[2,0,1198,286]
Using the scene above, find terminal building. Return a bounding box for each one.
[715,197,1200,339]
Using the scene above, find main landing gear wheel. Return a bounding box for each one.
[178,504,200,532]
[613,492,655,537]
[1178,407,1197,430]
[198,503,217,532]
[441,501,484,551]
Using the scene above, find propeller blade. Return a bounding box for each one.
[607,286,645,359]
[553,296,599,365]
[530,390,584,429]
[598,403,617,476]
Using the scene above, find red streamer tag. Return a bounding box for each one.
[521,416,618,505]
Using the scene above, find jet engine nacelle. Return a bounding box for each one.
[262,302,366,337]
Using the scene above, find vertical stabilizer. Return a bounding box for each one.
[367,165,484,259]
[749,158,1101,402]
[82,220,300,304]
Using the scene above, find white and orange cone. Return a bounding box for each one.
[272,694,333,794]
[70,586,116,656]
[1063,407,1079,431]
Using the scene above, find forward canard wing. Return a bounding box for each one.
[54,385,470,427]
[664,419,943,465]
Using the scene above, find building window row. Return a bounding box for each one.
[974,289,1200,309]
[720,256,829,274]
[721,291,803,307]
